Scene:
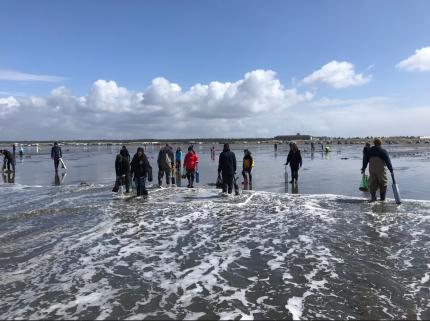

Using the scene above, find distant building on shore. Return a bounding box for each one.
[274,133,313,141]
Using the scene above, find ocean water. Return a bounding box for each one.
[1,143,430,319]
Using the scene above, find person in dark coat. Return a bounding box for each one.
[157,144,174,187]
[218,143,237,194]
[112,148,131,193]
[361,138,393,202]
[285,142,302,184]
[1,149,15,172]
[130,147,152,196]
[120,145,130,162]
[51,142,63,172]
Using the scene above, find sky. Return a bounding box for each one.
[1,0,430,140]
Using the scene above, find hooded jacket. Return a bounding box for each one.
[286,151,302,170]
[218,146,237,176]
[362,146,393,173]
[115,154,130,176]
[157,146,174,170]
[51,146,62,159]
[2,150,13,161]
[184,151,199,171]
[130,149,151,178]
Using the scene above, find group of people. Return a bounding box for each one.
[2,138,395,202]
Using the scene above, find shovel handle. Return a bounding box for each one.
[391,172,396,184]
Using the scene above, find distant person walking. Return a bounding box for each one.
[183,146,199,188]
[242,149,254,184]
[218,143,237,194]
[175,147,183,170]
[361,138,394,202]
[211,145,216,160]
[362,142,371,160]
[285,142,302,184]
[157,144,174,187]
[1,149,15,172]
[51,142,63,172]
[12,144,16,157]
[112,148,131,194]
[130,147,151,196]
[274,143,278,151]
[311,142,315,152]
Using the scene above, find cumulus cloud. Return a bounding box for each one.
[0,69,63,82]
[0,96,20,117]
[0,70,313,140]
[396,47,430,72]
[302,61,371,89]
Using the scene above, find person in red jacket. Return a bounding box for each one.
[183,146,199,188]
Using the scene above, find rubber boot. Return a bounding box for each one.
[380,187,387,202]
[370,192,377,202]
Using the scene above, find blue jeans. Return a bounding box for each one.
[134,176,147,196]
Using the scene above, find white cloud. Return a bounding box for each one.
[0,70,313,140]
[0,69,63,82]
[0,96,20,118]
[396,47,430,72]
[302,61,371,89]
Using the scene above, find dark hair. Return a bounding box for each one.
[374,138,382,146]
[137,147,144,153]
[54,142,58,146]
[188,146,193,152]
[223,143,230,152]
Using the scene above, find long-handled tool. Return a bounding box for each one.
[391,172,402,205]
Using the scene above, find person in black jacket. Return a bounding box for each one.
[361,138,394,202]
[130,147,152,196]
[51,142,63,172]
[112,148,131,193]
[285,142,302,184]
[1,149,15,172]
[218,143,237,194]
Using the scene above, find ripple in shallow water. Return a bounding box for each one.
[0,185,429,320]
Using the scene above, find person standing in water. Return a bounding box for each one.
[51,142,63,172]
[285,142,302,184]
[1,149,15,172]
[157,144,174,187]
[210,145,216,160]
[361,138,394,202]
[218,143,237,194]
[113,148,131,194]
[175,147,183,170]
[242,149,254,184]
[130,147,152,196]
[183,146,199,188]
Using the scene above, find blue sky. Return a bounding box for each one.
[1,0,430,139]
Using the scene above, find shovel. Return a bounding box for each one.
[391,172,401,205]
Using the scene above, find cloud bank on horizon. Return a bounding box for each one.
[1,48,430,140]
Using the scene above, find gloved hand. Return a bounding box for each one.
[360,169,364,174]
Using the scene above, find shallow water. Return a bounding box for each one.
[1,143,430,319]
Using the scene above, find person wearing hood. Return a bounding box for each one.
[1,149,15,172]
[218,143,237,194]
[120,145,130,162]
[285,142,302,184]
[130,147,152,196]
[112,147,131,193]
[361,138,394,202]
[157,144,174,187]
[183,146,199,188]
[242,149,254,184]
